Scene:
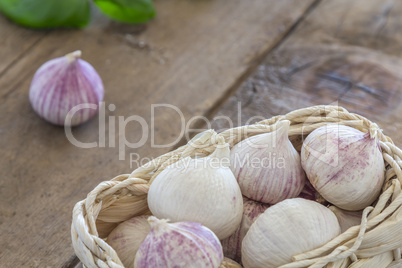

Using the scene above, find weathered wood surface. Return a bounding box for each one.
[213,0,402,148]
[0,1,315,267]
[0,15,47,76]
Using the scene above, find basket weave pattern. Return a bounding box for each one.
[71,105,402,268]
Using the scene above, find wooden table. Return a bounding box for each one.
[1,0,402,267]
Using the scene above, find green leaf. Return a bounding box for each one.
[0,0,90,28]
[94,0,155,24]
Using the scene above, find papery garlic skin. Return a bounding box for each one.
[221,197,269,262]
[148,138,243,240]
[301,125,385,211]
[329,206,362,233]
[230,120,305,204]
[242,198,341,268]
[106,215,151,268]
[29,50,104,126]
[134,216,223,268]
[220,257,242,268]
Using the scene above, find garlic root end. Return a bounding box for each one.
[65,50,82,64]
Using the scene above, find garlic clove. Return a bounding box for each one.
[230,120,306,204]
[221,196,269,263]
[29,50,104,126]
[134,216,223,268]
[106,215,151,268]
[329,206,363,233]
[148,136,243,240]
[301,124,385,211]
[241,198,341,268]
[220,257,242,268]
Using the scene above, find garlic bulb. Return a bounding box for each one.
[221,196,269,262]
[148,136,243,240]
[29,50,104,126]
[220,257,242,268]
[242,198,341,268]
[301,125,385,211]
[106,215,151,268]
[230,120,306,204]
[134,216,223,268]
[329,206,362,233]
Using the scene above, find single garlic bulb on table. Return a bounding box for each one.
[221,196,269,262]
[106,215,151,268]
[148,136,243,240]
[301,124,385,211]
[242,198,341,268]
[230,120,306,204]
[29,50,104,126]
[134,216,223,268]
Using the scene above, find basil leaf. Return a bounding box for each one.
[0,0,90,28]
[94,0,155,24]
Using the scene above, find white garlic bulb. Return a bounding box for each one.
[242,198,341,268]
[221,196,269,262]
[134,216,223,268]
[29,50,104,126]
[230,120,305,204]
[148,136,243,240]
[106,215,151,268]
[301,125,385,211]
[329,206,363,233]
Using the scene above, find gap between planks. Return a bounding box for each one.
[172,0,323,150]
[0,31,50,81]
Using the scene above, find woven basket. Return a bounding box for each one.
[71,105,402,268]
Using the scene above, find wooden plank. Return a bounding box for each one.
[0,1,315,267]
[213,0,402,147]
[0,14,48,76]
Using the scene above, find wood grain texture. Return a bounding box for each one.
[213,0,402,148]
[0,15,47,76]
[0,1,315,267]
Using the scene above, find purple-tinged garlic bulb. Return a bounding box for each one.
[221,197,269,262]
[107,215,151,268]
[29,50,104,126]
[301,125,385,211]
[134,216,223,268]
[230,120,306,204]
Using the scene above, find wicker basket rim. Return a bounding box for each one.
[71,105,402,268]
